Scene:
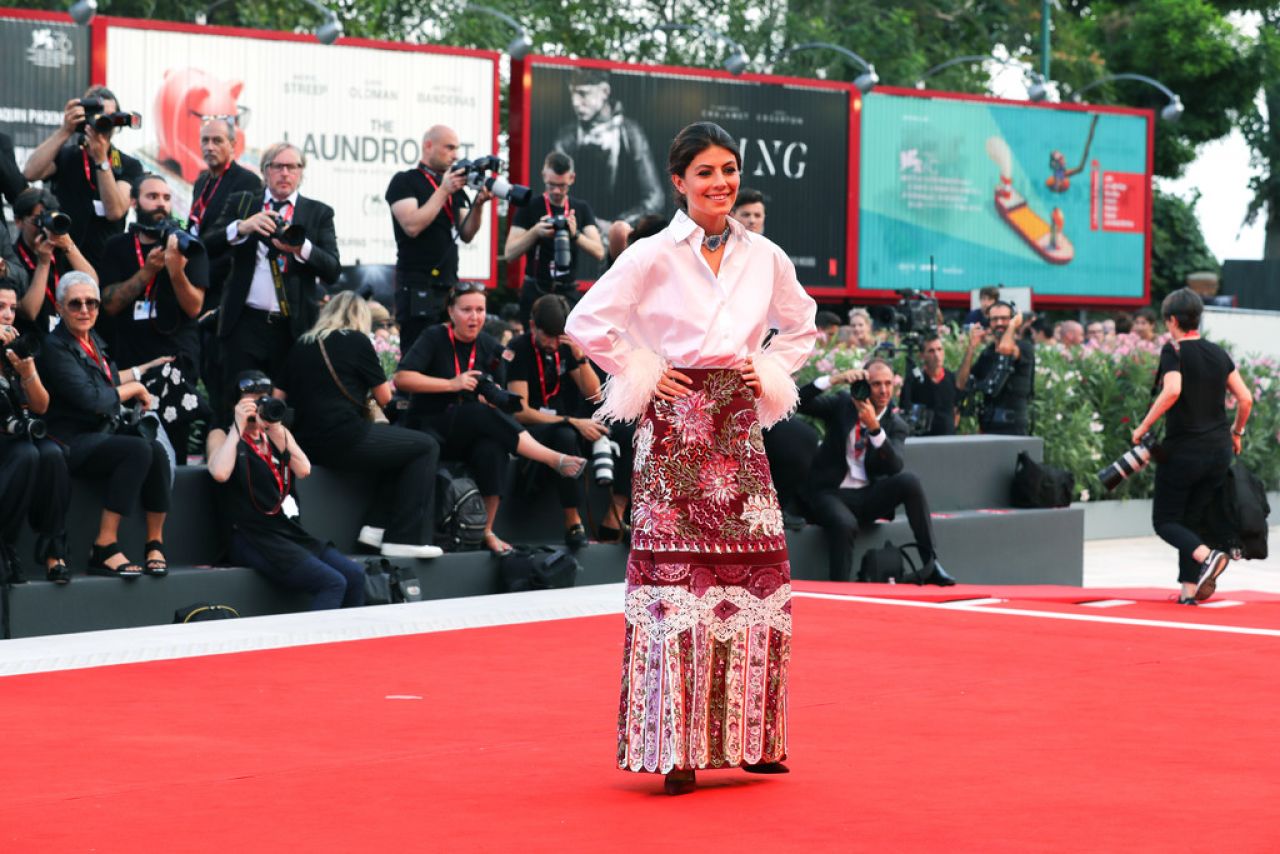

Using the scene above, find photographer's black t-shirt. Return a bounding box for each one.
[503,332,583,414]
[384,166,470,275]
[12,235,71,337]
[397,323,506,419]
[901,367,958,436]
[50,142,143,267]
[278,330,387,457]
[510,194,598,284]
[97,231,209,368]
[1157,338,1234,451]
[973,338,1035,415]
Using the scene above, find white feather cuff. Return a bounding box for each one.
[754,353,799,429]
[594,348,667,424]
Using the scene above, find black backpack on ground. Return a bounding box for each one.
[500,546,582,592]
[436,468,487,552]
[1011,451,1075,508]
[363,558,424,605]
[1194,460,1271,560]
[858,541,932,584]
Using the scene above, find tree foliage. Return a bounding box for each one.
[1150,188,1220,305]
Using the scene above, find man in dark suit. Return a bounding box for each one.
[186,118,261,416]
[800,358,955,585]
[205,141,339,406]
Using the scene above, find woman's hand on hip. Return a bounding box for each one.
[655,367,692,401]
[737,357,762,399]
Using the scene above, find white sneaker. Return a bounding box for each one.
[358,526,385,548]
[381,542,444,560]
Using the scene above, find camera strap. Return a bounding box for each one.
[418,167,455,225]
[446,324,477,377]
[261,199,294,317]
[316,336,367,411]
[133,236,158,302]
[242,432,290,515]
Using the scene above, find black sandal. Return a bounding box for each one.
[45,560,71,585]
[87,543,142,579]
[143,540,169,577]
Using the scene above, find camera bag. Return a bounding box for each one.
[1011,451,1074,508]
[363,558,423,605]
[173,602,240,623]
[499,546,582,593]
[435,468,488,552]
[858,541,931,584]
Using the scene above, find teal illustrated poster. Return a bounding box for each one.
[858,91,1151,301]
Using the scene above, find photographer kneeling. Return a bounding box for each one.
[393,284,586,556]
[208,371,364,610]
[504,293,603,548]
[0,286,71,583]
[799,359,955,585]
[278,292,442,560]
[36,271,171,578]
[1131,288,1253,605]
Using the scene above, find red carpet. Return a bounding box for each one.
[2,589,1278,852]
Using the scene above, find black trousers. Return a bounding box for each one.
[221,308,295,417]
[417,402,522,497]
[524,422,583,509]
[0,436,70,560]
[808,471,936,582]
[314,424,440,546]
[66,432,171,516]
[396,270,453,356]
[763,417,819,515]
[1152,441,1233,583]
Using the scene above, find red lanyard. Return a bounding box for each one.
[264,198,294,220]
[76,334,113,383]
[542,194,568,219]
[420,167,454,225]
[446,324,477,377]
[134,236,157,300]
[930,368,945,384]
[15,240,57,307]
[189,169,226,224]
[244,433,289,504]
[80,149,98,191]
[534,342,561,404]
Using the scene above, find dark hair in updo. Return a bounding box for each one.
[667,122,742,211]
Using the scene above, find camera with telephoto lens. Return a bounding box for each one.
[131,217,205,258]
[77,97,142,134]
[1098,431,1158,492]
[464,373,523,414]
[452,156,533,206]
[255,396,288,425]
[0,376,47,440]
[549,214,573,273]
[590,434,620,486]
[267,214,306,247]
[35,210,71,237]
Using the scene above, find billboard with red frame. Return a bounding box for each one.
[854,87,1153,308]
[89,16,500,279]
[511,55,858,295]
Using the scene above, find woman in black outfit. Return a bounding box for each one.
[36,271,171,578]
[207,371,365,610]
[394,283,586,555]
[1132,288,1253,604]
[279,291,442,559]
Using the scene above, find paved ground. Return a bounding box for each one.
[1084,525,1280,593]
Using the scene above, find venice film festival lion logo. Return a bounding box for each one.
[26,28,76,69]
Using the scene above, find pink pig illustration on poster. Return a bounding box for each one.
[152,68,247,183]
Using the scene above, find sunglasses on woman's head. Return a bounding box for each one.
[66,298,100,312]
[451,282,486,296]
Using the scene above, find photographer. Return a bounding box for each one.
[21,87,143,268]
[0,285,71,584]
[799,359,955,585]
[393,283,585,556]
[900,332,958,436]
[386,125,492,353]
[504,293,603,548]
[206,142,341,406]
[0,207,26,298]
[503,151,604,328]
[208,370,364,610]
[11,188,96,337]
[278,292,442,560]
[99,174,210,459]
[1131,288,1253,605]
[956,300,1034,435]
[35,272,171,579]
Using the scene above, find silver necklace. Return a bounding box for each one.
[702,225,731,252]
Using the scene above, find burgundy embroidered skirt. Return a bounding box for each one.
[618,368,791,774]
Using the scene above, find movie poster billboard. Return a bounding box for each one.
[516,57,854,291]
[857,88,1152,306]
[0,11,90,165]
[97,19,499,277]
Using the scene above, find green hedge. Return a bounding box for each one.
[797,332,1280,502]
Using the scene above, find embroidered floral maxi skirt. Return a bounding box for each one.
[619,368,790,774]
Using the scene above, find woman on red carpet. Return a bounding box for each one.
[566,121,817,795]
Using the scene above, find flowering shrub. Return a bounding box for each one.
[371,331,401,387]
[796,329,1279,501]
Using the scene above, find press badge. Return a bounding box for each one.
[92,200,106,218]
[539,407,557,417]
[281,494,300,519]
[48,315,61,332]
[133,300,155,321]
